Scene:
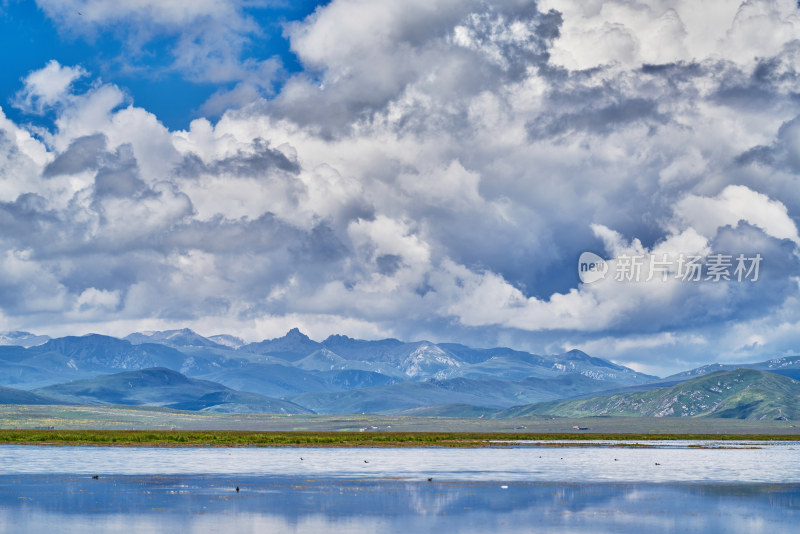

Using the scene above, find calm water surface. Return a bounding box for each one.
[0,441,798,533]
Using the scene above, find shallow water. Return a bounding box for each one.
[1,441,798,482]
[0,442,798,533]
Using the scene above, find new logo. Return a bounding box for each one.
[578,252,608,284]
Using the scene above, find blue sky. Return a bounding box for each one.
[1,0,800,376]
[0,1,329,129]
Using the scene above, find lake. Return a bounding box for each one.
[1,441,798,533]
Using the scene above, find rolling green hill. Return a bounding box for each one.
[0,385,65,405]
[497,369,800,420]
[381,403,497,418]
[34,367,312,414]
[289,374,619,414]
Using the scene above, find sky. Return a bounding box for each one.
[1,0,800,376]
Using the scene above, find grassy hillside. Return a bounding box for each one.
[498,369,800,420]
[382,403,497,418]
[35,367,312,414]
[289,374,621,413]
[0,385,65,405]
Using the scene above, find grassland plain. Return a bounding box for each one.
[0,405,799,444]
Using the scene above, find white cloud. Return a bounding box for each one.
[0,109,52,203]
[672,185,800,245]
[37,0,247,27]
[540,0,800,70]
[75,287,121,313]
[0,249,69,313]
[94,182,194,242]
[574,331,707,355]
[12,60,87,115]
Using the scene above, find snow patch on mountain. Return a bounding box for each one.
[0,331,50,348]
[401,344,463,379]
[208,335,245,349]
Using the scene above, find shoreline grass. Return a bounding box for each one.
[0,429,798,447]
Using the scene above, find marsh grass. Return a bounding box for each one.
[0,429,798,447]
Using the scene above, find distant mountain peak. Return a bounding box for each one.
[125,329,224,349]
[285,327,311,340]
[66,333,129,344]
[1,330,36,338]
[238,328,321,360]
[0,331,51,348]
[559,349,624,369]
[564,349,589,357]
[323,333,354,343]
[170,328,196,336]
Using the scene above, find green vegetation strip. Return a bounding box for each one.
[0,430,798,447]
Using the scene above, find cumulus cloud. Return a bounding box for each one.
[2,0,800,374]
[672,185,800,245]
[75,287,121,314]
[540,0,800,70]
[43,134,107,177]
[12,60,87,115]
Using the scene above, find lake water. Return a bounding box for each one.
[0,441,798,533]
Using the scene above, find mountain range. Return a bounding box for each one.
[0,328,797,420]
